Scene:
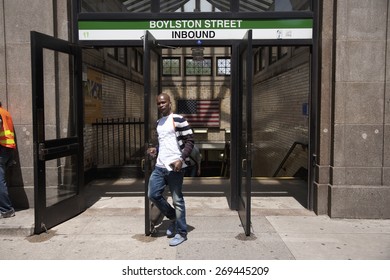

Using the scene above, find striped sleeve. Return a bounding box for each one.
[173,114,194,160]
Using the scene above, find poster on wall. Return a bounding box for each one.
[84,68,103,124]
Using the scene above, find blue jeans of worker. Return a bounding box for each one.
[148,166,187,237]
[0,146,14,213]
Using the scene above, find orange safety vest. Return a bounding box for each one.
[0,107,16,149]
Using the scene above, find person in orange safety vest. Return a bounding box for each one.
[0,102,16,219]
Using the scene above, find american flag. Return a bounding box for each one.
[177,99,220,127]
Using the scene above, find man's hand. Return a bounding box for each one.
[170,159,183,172]
[147,147,157,158]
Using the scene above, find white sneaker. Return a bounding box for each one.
[169,234,187,246]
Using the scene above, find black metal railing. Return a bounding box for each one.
[273,141,308,177]
[92,117,144,166]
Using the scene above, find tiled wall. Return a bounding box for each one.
[252,62,310,177]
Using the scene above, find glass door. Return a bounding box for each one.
[31,31,84,234]
[143,31,161,235]
[238,30,253,236]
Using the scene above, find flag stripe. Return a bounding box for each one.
[177,99,220,127]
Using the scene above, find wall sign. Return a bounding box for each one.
[78,19,312,41]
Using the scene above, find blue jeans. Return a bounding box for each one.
[0,146,14,213]
[148,166,187,237]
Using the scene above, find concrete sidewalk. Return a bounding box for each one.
[1,178,390,260]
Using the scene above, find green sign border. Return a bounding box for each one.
[79,19,313,30]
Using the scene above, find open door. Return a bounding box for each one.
[143,31,161,235]
[31,31,84,234]
[238,30,253,236]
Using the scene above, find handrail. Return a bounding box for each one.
[273,141,308,177]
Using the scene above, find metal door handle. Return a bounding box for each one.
[38,143,78,160]
[242,159,247,171]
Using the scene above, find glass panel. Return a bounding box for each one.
[130,49,136,69]
[162,58,181,76]
[269,46,278,65]
[280,46,289,58]
[81,0,311,13]
[107,48,115,58]
[81,0,232,13]
[43,50,76,140]
[124,0,152,12]
[171,0,229,12]
[217,58,231,76]
[239,0,311,12]
[46,155,78,207]
[260,47,266,70]
[185,58,212,76]
[81,0,141,12]
[118,48,127,65]
[150,50,159,125]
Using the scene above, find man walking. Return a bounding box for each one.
[147,93,194,246]
[0,102,16,219]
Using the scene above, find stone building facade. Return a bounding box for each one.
[0,0,389,218]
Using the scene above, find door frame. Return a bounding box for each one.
[143,31,162,236]
[31,31,85,234]
[74,0,319,211]
[236,30,253,236]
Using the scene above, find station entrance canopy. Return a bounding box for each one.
[78,18,312,41]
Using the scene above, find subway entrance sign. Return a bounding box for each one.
[78,19,312,41]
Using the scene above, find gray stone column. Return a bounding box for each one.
[2,0,56,208]
[330,0,390,218]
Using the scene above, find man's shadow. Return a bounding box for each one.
[150,219,195,238]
